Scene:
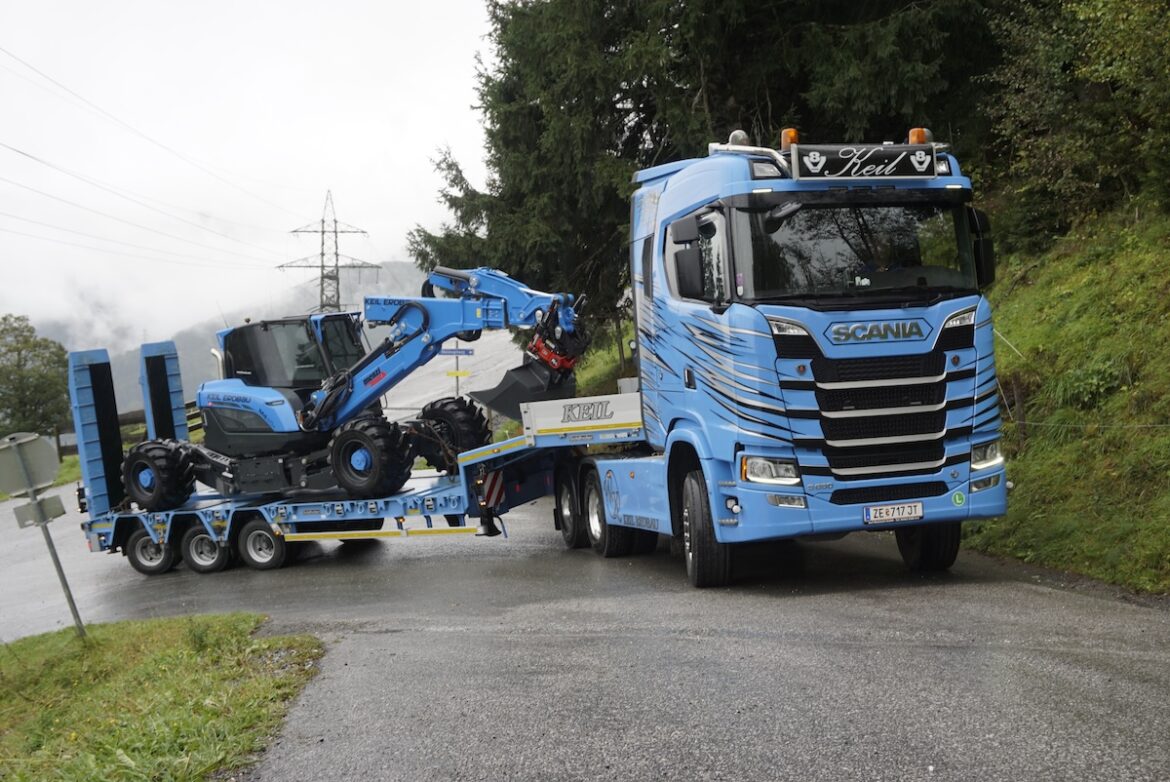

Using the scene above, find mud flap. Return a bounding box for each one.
[469,359,576,421]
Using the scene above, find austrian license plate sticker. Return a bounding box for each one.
[863,502,924,525]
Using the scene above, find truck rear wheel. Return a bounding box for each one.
[180,525,230,574]
[555,466,588,549]
[237,518,287,570]
[125,527,176,575]
[122,440,193,511]
[682,469,731,588]
[895,522,961,571]
[582,469,632,557]
[330,416,413,497]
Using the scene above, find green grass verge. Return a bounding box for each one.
[0,614,322,781]
[574,325,636,397]
[964,204,1170,592]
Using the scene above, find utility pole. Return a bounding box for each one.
[280,191,379,311]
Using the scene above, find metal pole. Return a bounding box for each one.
[14,444,85,639]
[455,353,461,397]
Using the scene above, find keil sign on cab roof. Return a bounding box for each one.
[791,144,938,180]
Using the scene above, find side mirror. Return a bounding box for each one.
[676,247,705,300]
[670,215,700,244]
[968,208,996,288]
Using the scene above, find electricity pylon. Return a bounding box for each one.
[280,191,379,311]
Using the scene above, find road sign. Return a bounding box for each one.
[16,495,66,528]
[447,370,471,378]
[439,348,475,357]
[0,433,58,496]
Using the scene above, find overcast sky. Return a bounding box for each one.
[0,0,491,350]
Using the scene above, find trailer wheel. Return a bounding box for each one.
[330,416,413,497]
[180,525,230,574]
[554,466,588,549]
[682,469,731,587]
[895,522,961,572]
[582,469,632,557]
[125,527,176,575]
[122,440,193,511]
[237,519,287,570]
[414,397,492,474]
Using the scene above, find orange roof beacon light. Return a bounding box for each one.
[908,127,934,145]
[780,127,799,151]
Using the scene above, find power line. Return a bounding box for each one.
[280,191,379,311]
[0,140,285,257]
[0,209,272,267]
[0,44,310,221]
[0,226,273,270]
[0,174,280,265]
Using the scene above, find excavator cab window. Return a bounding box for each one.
[318,315,365,373]
[224,320,328,390]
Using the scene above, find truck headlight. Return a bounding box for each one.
[767,318,810,338]
[971,440,1003,470]
[740,456,800,485]
[943,308,976,329]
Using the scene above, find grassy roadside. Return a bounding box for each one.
[964,205,1170,592]
[0,614,322,781]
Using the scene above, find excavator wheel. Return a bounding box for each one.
[329,416,414,498]
[413,397,492,474]
[122,439,194,512]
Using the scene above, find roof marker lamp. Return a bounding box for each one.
[780,127,799,151]
[741,456,801,485]
[908,127,933,145]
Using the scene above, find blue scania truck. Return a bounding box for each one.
[68,126,1005,588]
[548,127,1007,586]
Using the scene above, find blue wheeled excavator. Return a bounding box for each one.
[120,266,588,513]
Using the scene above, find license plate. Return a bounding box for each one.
[863,502,923,524]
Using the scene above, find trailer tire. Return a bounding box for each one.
[125,527,176,576]
[682,469,731,588]
[895,522,961,572]
[180,525,230,574]
[122,440,193,511]
[330,416,413,497]
[582,469,632,557]
[237,519,287,570]
[554,466,588,549]
[415,397,492,474]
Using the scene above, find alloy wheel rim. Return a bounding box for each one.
[247,530,275,563]
[189,534,219,566]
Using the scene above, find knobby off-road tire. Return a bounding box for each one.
[895,522,962,572]
[329,416,413,497]
[125,527,177,575]
[414,397,492,474]
[555,465,589,549]
[122,439,193,511]
[682,469,731,588]
[582,469,633,557]
[236,518,287,570]
[180,524,230,574]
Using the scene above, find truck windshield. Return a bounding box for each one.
[734,203,977,304]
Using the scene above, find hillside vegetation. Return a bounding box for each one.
[966,206,1170,591]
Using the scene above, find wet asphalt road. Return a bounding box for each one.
[3,488,1169,781]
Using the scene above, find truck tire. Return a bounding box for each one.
[554,466,588,549]
[414,397,492,474]
[682,469,731,587]
[122,440,193,511]
[330,416,413,497]
[125,527,176,575]
[180,525,230,574]
[582,469,633,557]
[237,518,287,570]
[895,522,961,572]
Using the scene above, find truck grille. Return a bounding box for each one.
[816,383,945,412]
[820,411,946,442]
[829,482,950,505]
[811,351,946,383]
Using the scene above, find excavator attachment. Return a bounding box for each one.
[470,357,577,421]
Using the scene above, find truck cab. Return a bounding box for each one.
[620,128,1007,584]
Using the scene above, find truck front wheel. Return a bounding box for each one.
[582,469,632,557]
[682,469,731,588]
[895,522,961,571]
